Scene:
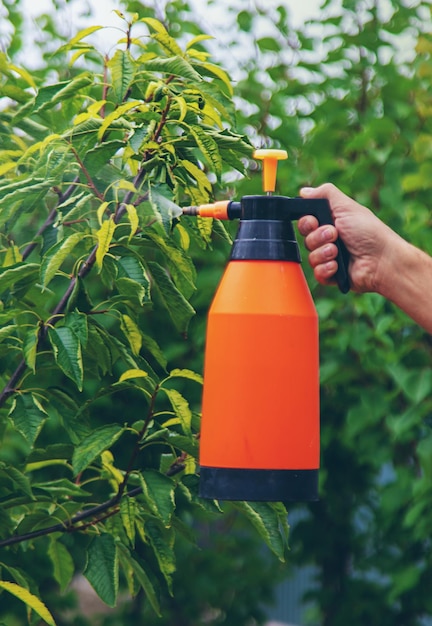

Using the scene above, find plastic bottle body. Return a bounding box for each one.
[199,259,319,501]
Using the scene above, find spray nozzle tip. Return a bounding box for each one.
[181,206,199,216]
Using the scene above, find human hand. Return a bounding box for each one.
[297,183,400,294]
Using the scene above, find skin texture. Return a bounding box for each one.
[297,184,432,333]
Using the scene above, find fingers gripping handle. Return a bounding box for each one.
[294,198,351,294]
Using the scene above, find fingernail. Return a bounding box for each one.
[300,187,315,197]
[321,228,332,242]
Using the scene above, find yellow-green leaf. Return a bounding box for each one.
[0,581,56,626]
[186,34,213,49]
[69,25,103,47]
[124,203,139,240]
[120,314,142,356]
[97,101,140,141]
[95,218,116,271]
[97,201,110,226]
[180,159,212,194]
[118,368,148,382]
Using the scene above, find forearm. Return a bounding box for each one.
[377,238,432,334]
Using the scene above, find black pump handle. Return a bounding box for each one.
[290,198,351,294]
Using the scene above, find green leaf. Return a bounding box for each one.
[0,581,56,626]
[189,125,222,176]
[118,255,151,288]
[83,140,124,178]
[0,263,39,295]
[147,261,195,334]
[108,50,135,103]
[195,61,233,95]
[23,324,40,373]
[65,310,88,347]
[118,546,161,616]
[84,534,118,607]
[48,326,83,391]
[48,537,75,592]
[160,388,192,435]
[34,72,93,112]
[139,469,175,527]
[233,501,288,561]
[142,56,202,82]
[0,465,33,498]
[9,393,47,447]
[40,232,83,287]
[120,496,136,547]
[145,520,176,593]
[72,424,125,475]
[180,158,212,196]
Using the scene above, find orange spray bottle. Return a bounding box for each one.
[183,150,350,502]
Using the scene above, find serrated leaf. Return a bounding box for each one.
[48,537,75,592]
[3,244,22,267]
[120,313,142,356]
[68,25,103,47]
[108,49,135,103]
[48,326,83,390]
[169,369,203,384]
[141,18,184,56]
[145,520,175,593]
[142,56,202,82]
[84,534,118,607]
[97,100,140,141]
[189,125,222,176]
[160,388,192,435]
[118,547,161,616]
[40,232,83,287]
[0,465,33,498]
[117,255,151,287]
[120,496,137,546]
[83,140,124,178]
[72,424,124,475]
[140,470,175,527]
[186,34,213,49]
[118,368,148,382]
[180,159,212,194]
[23,324,40,373]
[34,72,93,111]
[0,263,39,295]
[0,582,56,626]
[145,232,196,298]
[95,218,116,271]
[233,501,288,561]
[196,61,233,95]
[65,310,88,347]
[9,393,47,447]
[124,203,139,240]
[147,261,195,334]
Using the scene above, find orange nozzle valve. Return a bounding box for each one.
[254,149,288,193]
[182,200,241,220]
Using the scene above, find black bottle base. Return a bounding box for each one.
[199,466,319,502]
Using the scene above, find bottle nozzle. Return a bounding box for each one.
[254,149,288,194]
[181,200,241,220]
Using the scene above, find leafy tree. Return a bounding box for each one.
[0,5,289,624]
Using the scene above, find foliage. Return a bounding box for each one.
[0,5,289,625]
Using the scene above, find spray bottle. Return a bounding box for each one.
[182,149,350,502]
